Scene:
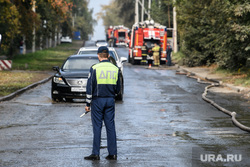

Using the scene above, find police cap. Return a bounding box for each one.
[97,46,109,54]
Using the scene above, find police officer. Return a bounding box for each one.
[84,46,120,161]
[152,43,160,66]
[141,42,148,65]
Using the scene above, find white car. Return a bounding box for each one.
[77,47,127,100]
[61,36,72,43]
[77,47,127,74]
[95,40,108,47]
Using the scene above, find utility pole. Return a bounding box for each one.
[173,0,178,53]
[32,0,36,53]
[148,0,151,20]
[141,0,144,22]
[135,0,152,23]
[168,3,171,28]
[135,0,139,23]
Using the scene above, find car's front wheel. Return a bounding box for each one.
[51,90,63,102]
[52,96,63,102]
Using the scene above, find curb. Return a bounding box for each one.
[0,76,53,102]
[177,66,249,93]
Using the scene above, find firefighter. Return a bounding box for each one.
[84,46,121,161]
[141,42,148,65]
[108,38,113,47]
[152,43,160,66]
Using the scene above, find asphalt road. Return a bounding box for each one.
[0,46,250,167]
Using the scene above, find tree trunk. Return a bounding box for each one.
[23,35,26,54]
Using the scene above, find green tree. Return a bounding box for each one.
[176,0,250,70]
[96,0,123,30]
[97,0,135,30]
[216,0,250,70]
[0,0,20,55]
[115,0,135,28]
[72,0,95,40]
[0,0,95,56]
[36,0,73,48]
[151,0,173,28]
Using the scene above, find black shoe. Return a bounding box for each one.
[84,154,100,160]
[105,155,117,160]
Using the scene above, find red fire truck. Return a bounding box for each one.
[106,25,130,47]
[129,20,168,65]
[106,26,113,41]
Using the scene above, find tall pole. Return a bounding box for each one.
[148,0,151,20]
[173,1,178,53]
[135,0,139,23]
[32,0,36,53]
[141,0,144,22]
[168,3,171,28]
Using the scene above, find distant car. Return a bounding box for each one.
[61,36,72,43]
[77,47,127,74]
[95,40,108,47]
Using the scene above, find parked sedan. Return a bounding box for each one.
[51,55,98,102]
[95,40,108,47]
[51,53,126,102]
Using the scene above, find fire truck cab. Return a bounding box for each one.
[129,20,168,65]
[106,25,130,47]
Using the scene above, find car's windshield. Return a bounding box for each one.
[96,40,106,42]
[96,42,107,44]
[78,50,118,61]
[118,32,125,39]
[144,39,161,49]
[62,57,99,71]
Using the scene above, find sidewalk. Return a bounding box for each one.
[148,64,250,100]
[176,65,250,100]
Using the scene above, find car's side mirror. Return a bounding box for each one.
[120,57,127,63]
[52,66,60,72]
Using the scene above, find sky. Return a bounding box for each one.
[88,0,111,41]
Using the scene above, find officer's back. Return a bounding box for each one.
[86,46,120,105]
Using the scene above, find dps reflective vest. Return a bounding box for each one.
[86,60,121,106]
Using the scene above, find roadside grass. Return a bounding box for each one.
[12,42,81,71]
[215,68,250,87]
[172,51,186,66]
[0,71,50,96]
[173,51,250,88]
